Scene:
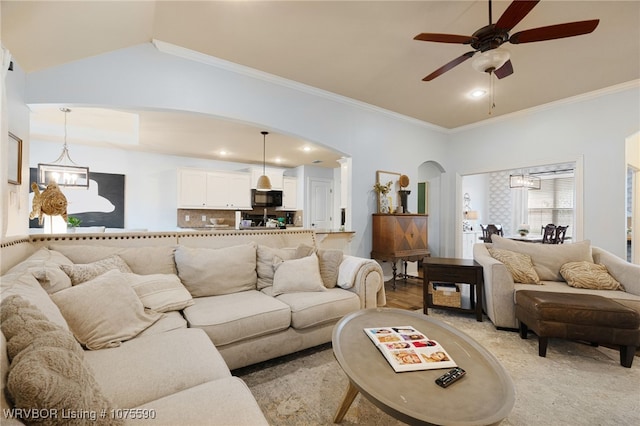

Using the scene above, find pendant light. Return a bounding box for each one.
[37,108,90,188]
[256,131,272,191]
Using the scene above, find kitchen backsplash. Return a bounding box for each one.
[177,208,303,228]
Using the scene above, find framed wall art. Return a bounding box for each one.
[8,132,22,185]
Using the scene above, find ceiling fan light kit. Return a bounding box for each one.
[414,0,599,82]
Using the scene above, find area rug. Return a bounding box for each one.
[235,309,640,425]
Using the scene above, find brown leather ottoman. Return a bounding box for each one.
[515,290,640,368]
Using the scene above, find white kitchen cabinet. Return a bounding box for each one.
[250,167,284,190]
[278,177,298,210]
[178,168,251,209]
[462,230,482,259]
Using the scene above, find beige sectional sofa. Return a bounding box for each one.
[474,235,640,329]
[0,229,385,425]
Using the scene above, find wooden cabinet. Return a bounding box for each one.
[371,214,429,287]
[178,168,251,209]
[278,177,298,210]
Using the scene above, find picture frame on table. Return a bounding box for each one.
[8,132,22,185]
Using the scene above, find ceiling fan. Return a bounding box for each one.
[414,0,599,81]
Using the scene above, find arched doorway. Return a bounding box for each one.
[418,161,445,257]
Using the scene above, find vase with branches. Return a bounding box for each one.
[373,181,393,213]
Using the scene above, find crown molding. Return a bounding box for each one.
[152,39,446,133]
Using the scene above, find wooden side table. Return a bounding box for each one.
[423,257,484,322]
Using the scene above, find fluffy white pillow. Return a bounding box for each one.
[272,253,327,296]
[125,273,194,312]
[51,270,162,350]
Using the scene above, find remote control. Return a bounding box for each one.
[435,367,466,388]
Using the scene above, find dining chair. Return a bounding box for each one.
[553,225,568,244]
[541,224,556,244]
[480,224,503,243]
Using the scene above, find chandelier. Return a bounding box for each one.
[509,174,541,190]
[37,108,89,188]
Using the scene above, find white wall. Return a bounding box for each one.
[17,42,449,257]
[448,84,640,258]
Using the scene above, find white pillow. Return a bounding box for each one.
[126,273,194,312]
[272,253,327,296]
[51,270,162,350]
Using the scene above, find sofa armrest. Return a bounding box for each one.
[338,256,385,308]
[592,247,640,296]
[473,243,518,328]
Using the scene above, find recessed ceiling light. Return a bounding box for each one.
[219,150,228,156]
[275,158,282,163]
[470,89,487,99]
[312,160,322,164]
[303,146,311,152]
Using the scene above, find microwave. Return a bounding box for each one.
[251,189,283,207]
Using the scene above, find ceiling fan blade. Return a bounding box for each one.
[494,59,514,79]
[509,20,600,44]
[422,51,476,81]
[414,33,475,44]
[495,0,540,31]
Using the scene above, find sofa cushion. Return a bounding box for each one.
[488,248,541,284]
[133,377,268,425]
[183,290,291,346]
[175,243,257,297]
[49,244,177,275]
[275,288,360,329]
[491,235,592,281]
[84,328,229,409]
[272,253,327,296]
[560,261,624,291]
[137,311,187,338]
[51,270,162,350]
[61,254,132,285]
[5,248,73,294]
[125,273,194,312]
[0,272,69,331]
[317,249,344,288]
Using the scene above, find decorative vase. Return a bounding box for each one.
[379,195,390,214]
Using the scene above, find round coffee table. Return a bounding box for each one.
[332,308,515,425]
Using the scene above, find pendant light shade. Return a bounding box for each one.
[37,108,90,188]
[256,131,272,191]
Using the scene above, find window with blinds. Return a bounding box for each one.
[527,176,574,236]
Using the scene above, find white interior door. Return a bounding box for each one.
[308,178,333,230]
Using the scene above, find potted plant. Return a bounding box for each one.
[67,216,82,232]
[517,224,530,236]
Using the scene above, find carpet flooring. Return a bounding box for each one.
[235,309,640,425]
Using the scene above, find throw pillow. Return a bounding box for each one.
[50,270,162,350]
[7,347,121,426]
[560,261,624,291]
[488,248,541,284]
[49,244,177,275]
[272,253,327,296]
[256,245,299,290]
[175,243,257,297]
[4,248,73,294]
[125,273,194,312]
[61,254,133,285]
[316,249,344,288]
[491,235,593,281]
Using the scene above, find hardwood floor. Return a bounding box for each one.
[383,275,424,311]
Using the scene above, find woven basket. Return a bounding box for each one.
[429,282,461,308]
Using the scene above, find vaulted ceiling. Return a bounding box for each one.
[3,1,639,166]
